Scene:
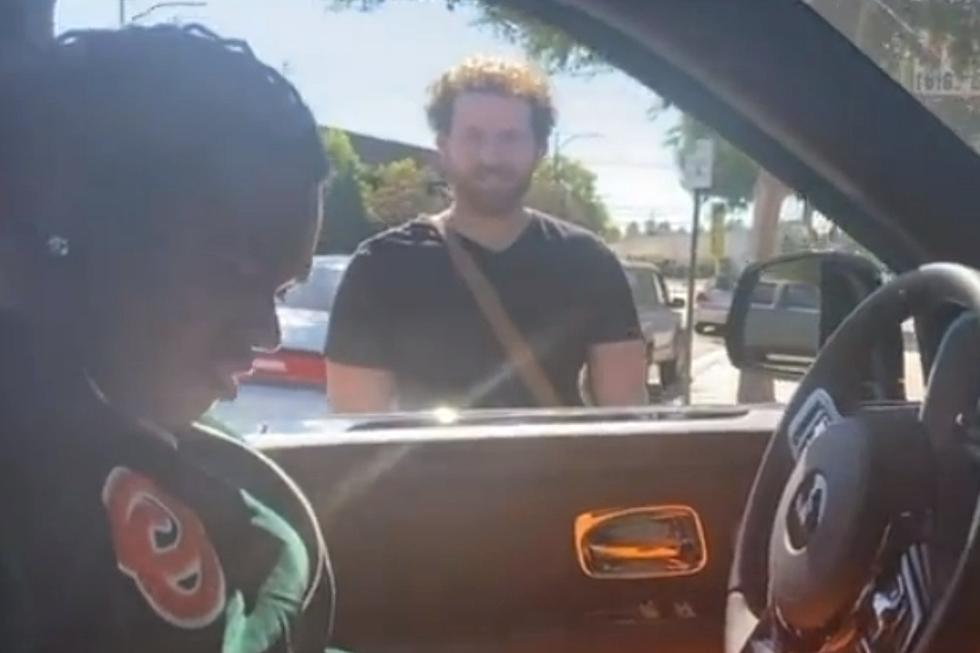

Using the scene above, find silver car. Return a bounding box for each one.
[207,255,350,436]
[694,277,735,335]
[743,279,820,358]
[622,262,686,388]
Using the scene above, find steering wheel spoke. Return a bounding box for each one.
[858,543,932,653]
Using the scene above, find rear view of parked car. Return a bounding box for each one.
[207,255,349,436]
[278,254,350,313]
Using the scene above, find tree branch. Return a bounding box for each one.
[130,2,207,23]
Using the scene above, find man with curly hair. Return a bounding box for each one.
[327,57,647,411]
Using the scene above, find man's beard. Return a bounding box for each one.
[452,168,533,217]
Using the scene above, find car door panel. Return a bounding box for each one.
[258,408,778,652]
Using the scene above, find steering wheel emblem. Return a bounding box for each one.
[787,471,828,551]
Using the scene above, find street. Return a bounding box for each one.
[683,331,798,404]
[661,277,793,405]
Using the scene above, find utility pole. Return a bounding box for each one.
[119,0,126,26]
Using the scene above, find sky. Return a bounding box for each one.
[56,0,696,228]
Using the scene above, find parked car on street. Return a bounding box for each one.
[694,276,735,335]
[207,255,350,436]
[743,279,820,358]
[278,254,350,313]
[621,261,686,388]
[208,305,331,435]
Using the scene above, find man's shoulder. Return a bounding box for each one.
[357,218,441,257]
[530,210,617,258]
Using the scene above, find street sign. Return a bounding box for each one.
[710,203,726,259]
[681,139,715,191]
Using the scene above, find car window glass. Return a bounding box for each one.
[781,283,820,310]
[751,282,778,306]
[812,1,980,157]
[54,0,892,427]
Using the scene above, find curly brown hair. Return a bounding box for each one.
[426,56,556,145]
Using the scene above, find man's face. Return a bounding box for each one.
[439,92,544,216]
[81,173,322,430]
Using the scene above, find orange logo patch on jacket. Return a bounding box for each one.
[102,467,226,629]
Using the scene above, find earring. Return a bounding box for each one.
[46,235,70,258]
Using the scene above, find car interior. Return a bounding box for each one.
[12,1,980,652]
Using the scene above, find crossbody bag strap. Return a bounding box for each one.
[433,218,563,407]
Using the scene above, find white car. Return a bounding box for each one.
[206,255,349,436]
[277,254,350,313]
[694,278,735,335]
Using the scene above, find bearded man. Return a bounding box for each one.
[326,57,646,411]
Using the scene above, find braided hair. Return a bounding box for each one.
[0,24,327,244]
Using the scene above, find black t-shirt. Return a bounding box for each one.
[0,317,332,653]
[326,212,641,409]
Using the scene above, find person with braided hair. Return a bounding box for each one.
[0,25,336,652]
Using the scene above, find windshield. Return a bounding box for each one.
[811,0,980,154]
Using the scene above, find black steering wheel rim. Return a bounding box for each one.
[726,263,980,653]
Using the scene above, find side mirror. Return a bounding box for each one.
[669,297,685,309]
[725,252,886,380]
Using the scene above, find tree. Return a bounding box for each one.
[365,158,445,227]
[526,154,611,236]
[625,222,641,238]
[328,0,607,76]
[318,129,381,253]
[814,0,980,147]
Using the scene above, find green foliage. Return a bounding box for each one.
[527,154,611,236]
[327,0,606,75]
[473,5,608,75]
[322,127,362,175]
[364,158,446,227]
[317,129,380,254]
[814,0,980,147]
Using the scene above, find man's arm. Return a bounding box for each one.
[326,361,395,413]
[588,339,648,406]
[584,242,648,406]
[324,249,397,413]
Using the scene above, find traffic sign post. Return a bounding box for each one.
[680,139,715,405]
[683,193,702,405]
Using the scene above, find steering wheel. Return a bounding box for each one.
[726,263,980,653]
